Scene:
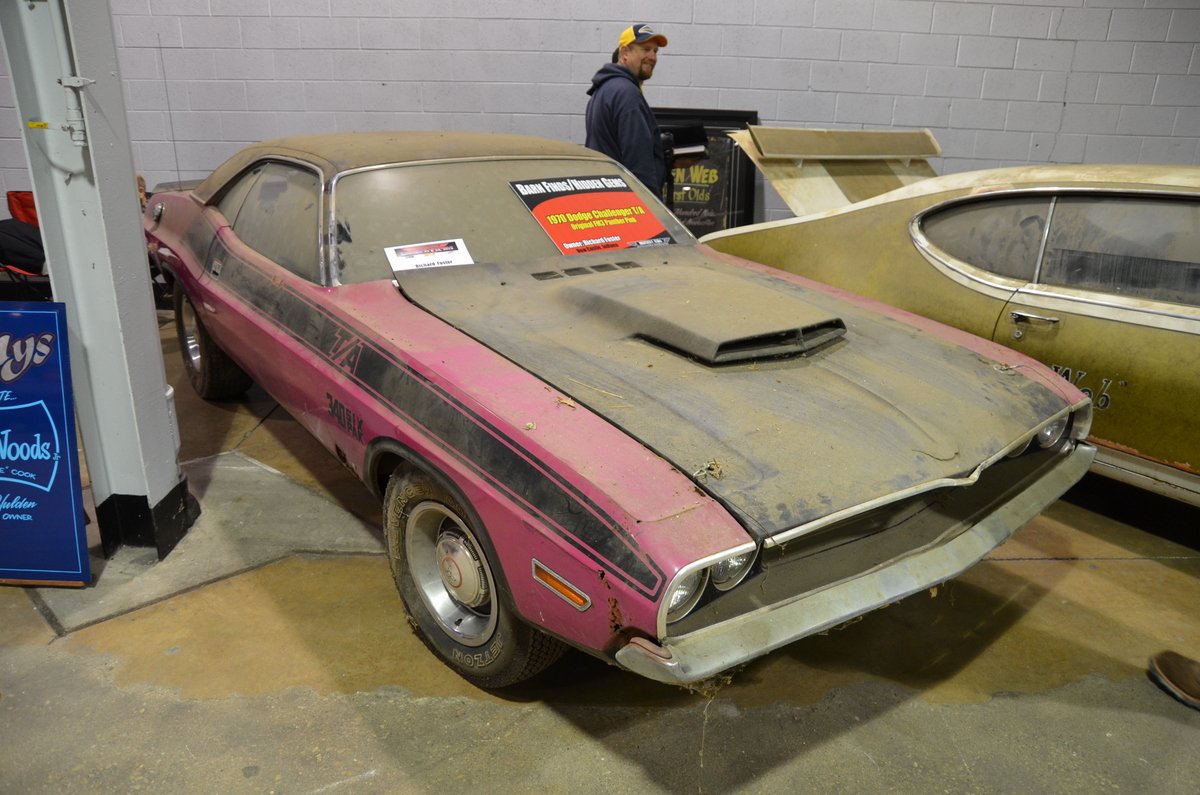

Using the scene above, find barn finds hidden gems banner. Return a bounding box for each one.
[0,302,89,586]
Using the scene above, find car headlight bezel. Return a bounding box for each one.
[1035,416,1069,449]
[1069,402,1092,441]
[710,550,756,592]
[664,569,709,623]
[1004,402,1091,460]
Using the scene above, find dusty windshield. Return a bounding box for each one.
[331,158,694,284]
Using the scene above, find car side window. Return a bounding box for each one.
[230,161,322,283]
[921,197,1050,281]
[1039,195,1200,308]
[214,164,263,226]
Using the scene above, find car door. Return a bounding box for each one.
[994,193,1200,477]
[168,161,264,373]
[196,160,338,439]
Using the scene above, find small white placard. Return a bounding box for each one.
[385,238,474,272]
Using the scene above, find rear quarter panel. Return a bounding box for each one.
[701,245,1087,408]
[704,195,1017,342]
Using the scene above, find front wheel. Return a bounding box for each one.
[383,470,565,688]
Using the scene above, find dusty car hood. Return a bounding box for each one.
[397,246,1070,540]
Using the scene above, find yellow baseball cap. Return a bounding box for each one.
[617,23,667,49]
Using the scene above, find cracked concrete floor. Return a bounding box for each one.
[1,316,1198,793]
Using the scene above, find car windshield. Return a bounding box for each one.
[331,158,694,284]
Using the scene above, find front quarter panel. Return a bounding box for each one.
[332,284,755,655]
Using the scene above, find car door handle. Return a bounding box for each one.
[1010,310,1059,325]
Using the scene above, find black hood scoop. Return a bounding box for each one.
[690,322,847,365]
[560,266,846,365]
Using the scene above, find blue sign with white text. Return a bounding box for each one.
[0,302,89,585]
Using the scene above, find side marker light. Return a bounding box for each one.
[532,560,592,611]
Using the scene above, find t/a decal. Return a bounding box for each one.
[326,393,364,442]
[328,327,364,372]
[1052,365,1118,410]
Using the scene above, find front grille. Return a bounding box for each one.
[667,447,1063,636]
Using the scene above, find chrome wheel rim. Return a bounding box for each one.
[180,296,202,376]
[405,501,496,647]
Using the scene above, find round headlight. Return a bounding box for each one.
[1006,437,1032,458]
[665,569,708,623]
[710,550,755,591]
[1036,417,1068,449]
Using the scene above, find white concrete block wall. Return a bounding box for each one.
[0,1,1197,220]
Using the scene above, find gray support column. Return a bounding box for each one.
[0,0,196,559]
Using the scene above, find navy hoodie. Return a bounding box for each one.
[585,63,667,195]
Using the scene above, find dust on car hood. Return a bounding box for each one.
[396,245,1069,540]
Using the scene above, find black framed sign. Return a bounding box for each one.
[653,107,760,237]
[0,301,89,587]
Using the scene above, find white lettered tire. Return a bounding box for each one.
[382,469,565,688]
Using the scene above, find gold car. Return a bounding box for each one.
[705,165,1199,506]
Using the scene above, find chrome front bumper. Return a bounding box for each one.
[615,443,1096,685]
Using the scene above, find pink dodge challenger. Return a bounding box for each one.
[145,132,1094,688]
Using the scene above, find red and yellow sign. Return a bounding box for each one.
[511,176,674,256]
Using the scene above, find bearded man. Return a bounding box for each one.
[584,23,669,195]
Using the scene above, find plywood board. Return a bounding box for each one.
[748,126,941,160]
[824,159,938,204]
[729,128,940,217]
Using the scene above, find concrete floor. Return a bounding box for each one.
[2,314,1198,793]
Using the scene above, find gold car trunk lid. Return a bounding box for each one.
[397,246,1069,541]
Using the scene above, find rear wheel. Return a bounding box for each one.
[383,469,565,688]
[174,287,252,399]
